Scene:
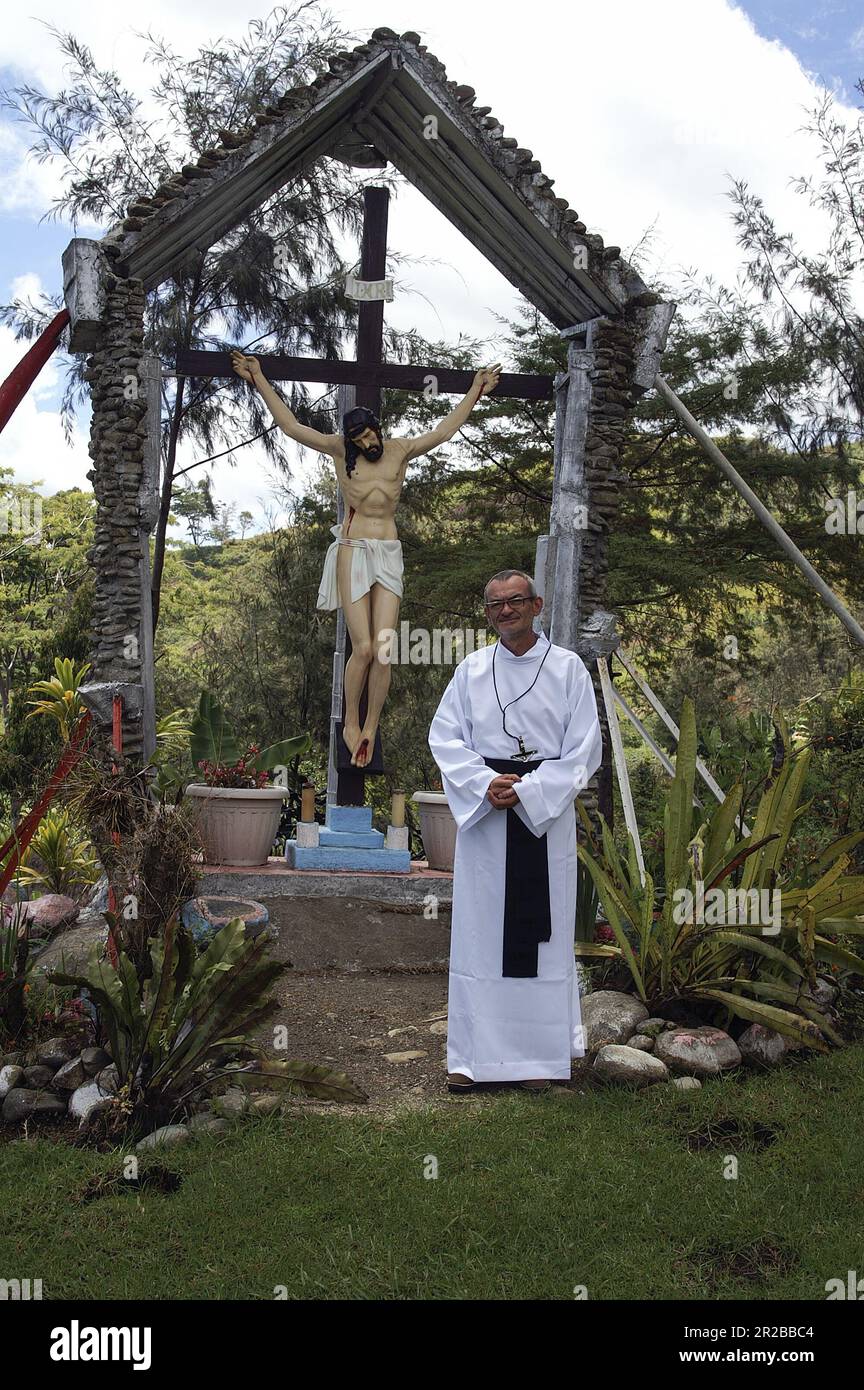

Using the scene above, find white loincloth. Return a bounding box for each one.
[316,523,404,611]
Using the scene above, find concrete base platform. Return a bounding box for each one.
[199,857,453,906]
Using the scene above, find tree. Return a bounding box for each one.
[0,5,401,629]
[171,478,215,550]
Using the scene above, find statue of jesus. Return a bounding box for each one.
[231,351,501,767]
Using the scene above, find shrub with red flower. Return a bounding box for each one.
[594,923,616,944]
[196,744,271,790]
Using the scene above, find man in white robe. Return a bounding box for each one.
[428,570,602,1091]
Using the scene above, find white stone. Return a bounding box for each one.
[593,1044,669,1087]
[68,1081,113,1122]
[581,991,650,1052]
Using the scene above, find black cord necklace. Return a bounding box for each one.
[491,634,552,760]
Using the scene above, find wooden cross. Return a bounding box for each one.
[176,187,555,804]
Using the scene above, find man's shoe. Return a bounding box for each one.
[447,1072,475,1093]
[517,1079,553,1093]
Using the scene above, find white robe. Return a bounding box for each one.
[428,632,603,1082]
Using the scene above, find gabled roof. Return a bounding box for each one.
[104,27,659,328]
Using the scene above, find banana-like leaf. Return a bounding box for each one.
[189,691,244,769]
[818,918,864,935]
[247,734,311,772]
[574,942,622,958]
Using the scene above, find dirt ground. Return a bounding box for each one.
[264,896,453,1112]
[30,896,588,1118]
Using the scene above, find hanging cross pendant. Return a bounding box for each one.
[513,734,538,761]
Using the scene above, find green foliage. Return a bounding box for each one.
[0,910,32,1042]
[576,699,864,1048]
[14,807,100,899]
[26,657,90,742]
[49,916,367,1133]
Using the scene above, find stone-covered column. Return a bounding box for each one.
[540,314,643,828]
[83,273,148,758]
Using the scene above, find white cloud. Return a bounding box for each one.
[2,0,860,527]
[0,318,91,493]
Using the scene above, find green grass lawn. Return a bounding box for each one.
[3,1045,864,1301]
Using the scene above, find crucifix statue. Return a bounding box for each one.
[230,350,501,766]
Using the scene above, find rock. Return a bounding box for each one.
[593,1044,669,1087]
[81,1047,111,1076]
[737,1023,789,1068]
[96,1064,119,1095]
[79,875,109,919]
[210,1087,249,1119]
[383,1050,428,1062]
[386,1026,417,1037]
[189,1117,230,1138]
[31,919,108,977]
[808,977,837,1010]
[136,1124,190,1152]
[670,1076,702,1091]
[34,1037,73,1070]
[628,1035,655,1052]
[23,1065,56,1089]
[68,1081,113,1123]
[636,1018,670,1038]
[250,1094,282,1116]
[188,1111,228,1133]
[24,894,79,933]
[2,1088,68,1123]
[428,1020,448,1035]
[0,1065,24,1100]
[0,1051,24,1067]
[654,1026,741,1077]
[581,991,649,1052]
[51,1056,89,1091]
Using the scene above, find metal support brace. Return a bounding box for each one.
[596,656,646,884]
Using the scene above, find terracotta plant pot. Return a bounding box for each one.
[411,791,457,871]
[185,785,286,867]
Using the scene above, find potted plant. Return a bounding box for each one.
[411,785,457,872]
[182,694,310,867]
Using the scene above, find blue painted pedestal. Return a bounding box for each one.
[284,805,411,873]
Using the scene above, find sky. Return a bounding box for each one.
[0,0,862,536]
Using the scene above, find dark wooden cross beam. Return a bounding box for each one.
[174,351,555,400]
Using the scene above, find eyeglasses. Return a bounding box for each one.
[484,595,533,614]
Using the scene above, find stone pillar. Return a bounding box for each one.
[541,316,641,829]
[83,273,149,758]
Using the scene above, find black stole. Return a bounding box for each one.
[483,756,552,979]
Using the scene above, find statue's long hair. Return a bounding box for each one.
[343,406,383,477]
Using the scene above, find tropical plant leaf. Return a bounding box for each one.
[189,691,244,769]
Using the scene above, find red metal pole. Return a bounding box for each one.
[0,711,92,895]
[0,310,70,436]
